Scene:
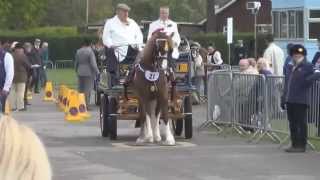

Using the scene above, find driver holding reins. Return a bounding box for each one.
[102,3,143,86]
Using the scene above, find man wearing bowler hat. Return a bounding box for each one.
[281,44,320,153]
[102,3,143,86]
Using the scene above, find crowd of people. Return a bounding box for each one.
[0,39,49,113]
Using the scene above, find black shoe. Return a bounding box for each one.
[285,147,306,153]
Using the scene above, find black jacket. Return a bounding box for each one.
[282,60,320,105]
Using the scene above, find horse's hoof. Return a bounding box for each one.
[136,137,154,145]
[162,139,176,146]
[154,138,162,144]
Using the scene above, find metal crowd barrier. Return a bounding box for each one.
[55,60,74,69]
[202,71,320,147]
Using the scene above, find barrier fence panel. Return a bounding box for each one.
[200,70,233,133]
[307,80,320,141]
[203,71,320,148]
[232,73,267,140]
[265,76,288,143]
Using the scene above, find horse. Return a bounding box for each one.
[0,115,52,180]
[132,30,175,145]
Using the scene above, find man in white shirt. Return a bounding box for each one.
[147,6,181,72]
[102,3,143,86]
[207,44,223,71]
[263,35,285,76]
[0,40,14,113]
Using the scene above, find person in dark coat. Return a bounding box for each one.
[311,38,320,69]
[233,40,248,65]
[281,44,320,153]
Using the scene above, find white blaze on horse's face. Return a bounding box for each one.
[161,59,168,70]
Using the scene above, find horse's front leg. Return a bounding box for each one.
[136,103,154,145]
[161,100,175,146]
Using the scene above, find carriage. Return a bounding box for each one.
[97,41,195,141]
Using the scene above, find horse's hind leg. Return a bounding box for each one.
[161,99,175,146]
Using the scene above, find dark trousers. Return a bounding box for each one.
[105,46,138,87]
[0,94,7,113]
[40,67,47,88]
[30,67,41,93]
[287,103,308,148]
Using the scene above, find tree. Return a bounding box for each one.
[1,0,48,29]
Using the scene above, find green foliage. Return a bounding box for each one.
[0,0,48,29]
[0,27,78,37]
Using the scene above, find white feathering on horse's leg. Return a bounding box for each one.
[153,112,162,143]
[136,114,153,145]
[163,121,175,146]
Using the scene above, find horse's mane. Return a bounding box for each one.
[142,34,157,64]
[0,116,52,180]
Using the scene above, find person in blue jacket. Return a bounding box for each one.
[281,44,320,153]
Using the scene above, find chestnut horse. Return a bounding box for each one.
[132,31,175,145]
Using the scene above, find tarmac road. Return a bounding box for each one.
[12,94,320,180]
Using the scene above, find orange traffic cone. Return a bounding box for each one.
[63,88,72,113]
[43,81,55,102]
[78,93,90,119]
[58,85,66,110]
[4,100,11,115]
[65,90,83,122]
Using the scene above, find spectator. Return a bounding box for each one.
[75,39,100,108]
[311,38,320,69]
[0,40,14,113]
[25,39,42,94]
[281,44,320,153]
[248,58,259,74]
[8,43,31,111]
[284,43,294,76]
[23,42,34,107]
[0,115,52,180]
[257,58,272,76]
[239,59,258,75]
[40,42,49,88]
[207,44,223,66]
[233,40,248,65]
[263,34,285,76]
[190,42,205,103]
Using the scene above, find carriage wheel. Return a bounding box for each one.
[100,94,109,137]
[95,89,101,106]
[184,95,193,139]
[108,97,118,140]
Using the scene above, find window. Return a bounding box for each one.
[309,23,320,39]
[280,12,288,38]
[296,11,304,38]
[309,9,320,39]
[273,11,280,38]
[288,11,296,38]
[310,10,320,18]
[272,10,304,39]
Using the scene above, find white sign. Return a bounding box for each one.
[145,71,160,82]
[227,17,233,44]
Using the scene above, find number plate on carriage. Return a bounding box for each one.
[177,63,188,73]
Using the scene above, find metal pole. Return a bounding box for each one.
[254,12,257,58]
[86,0,89,25]
[228,44,231,65]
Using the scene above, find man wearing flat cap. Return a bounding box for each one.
[102,3,143,86]
[281,44,320,153]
